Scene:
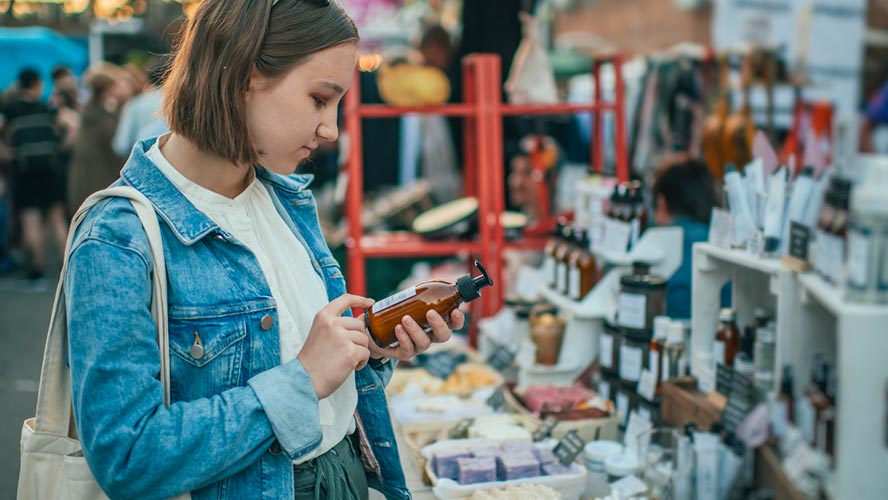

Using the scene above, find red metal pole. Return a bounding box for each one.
[593,60,604,174]
[345,71,366,299]
[486,55,506,320]
[613,56,629,182]
[463,57,478,198]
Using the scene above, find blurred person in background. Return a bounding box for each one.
[50,65,80,112]
[652,157,724,318]
[0,68,67,285]
[67,67,127,213]
[50,65,82,209]
[113,58,169,158]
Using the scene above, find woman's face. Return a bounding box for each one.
[246,42,356,174]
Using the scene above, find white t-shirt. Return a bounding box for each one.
[147,138,356,464]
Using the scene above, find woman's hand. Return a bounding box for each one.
[297,294,374,399]
[366,309,465,361]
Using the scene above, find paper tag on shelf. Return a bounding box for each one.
[610,475,648,498]
[602,219,633,254]
[624,410,653,454]
[709,208,734,249]
[747,229,765,257]
[637,369,657,402]
[599,333,614,369]
[553,430,586,465]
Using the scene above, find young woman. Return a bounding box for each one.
[65,1,462,499]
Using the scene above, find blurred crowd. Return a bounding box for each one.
[0,59,167,288]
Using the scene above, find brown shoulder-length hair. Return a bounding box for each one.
[162,0,359,167]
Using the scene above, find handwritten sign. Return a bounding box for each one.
[532,417,559,442]
[553,430,586,465]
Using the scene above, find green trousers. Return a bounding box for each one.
[293,434,369,500]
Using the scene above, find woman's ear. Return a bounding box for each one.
[655,194,671,226]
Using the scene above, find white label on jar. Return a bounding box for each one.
[371,285,417,314]
[616,391,630,422]
[569,266,581,299]
[661,353,670,382]
[713,341,726,366]
[618,292,647,330]
[847,230,871,288]
[638,369,657,401]
[557,262,567,293]
[543,256,555,286]
[598,380,611,401]
[619,345,643,382]
[600,334,614,369]
[649,350,660,381]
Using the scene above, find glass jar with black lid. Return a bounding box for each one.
[617,261,667,333]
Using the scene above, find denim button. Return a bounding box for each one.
[269,440,282,455]
[261,315,274,330]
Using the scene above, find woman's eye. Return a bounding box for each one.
[312,96,327,109]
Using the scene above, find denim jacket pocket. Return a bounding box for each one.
[168,313,247,400]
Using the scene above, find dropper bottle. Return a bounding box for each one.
[365,260,494,348]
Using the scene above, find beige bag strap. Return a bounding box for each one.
[34,186,171,436]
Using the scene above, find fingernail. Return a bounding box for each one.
[402,315,415,326]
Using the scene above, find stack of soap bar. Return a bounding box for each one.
[457,456,497,484]
[499,441,536,455]
[468,445,501,459]
[433,447,471,480]
[534,448,557,466]
[497,453,540,481]
[542,462,572,475]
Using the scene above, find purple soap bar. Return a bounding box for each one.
[497,452,541,481]
[542,462,572,475]
[433,447,471,480]
[457,456,497,484]
[534,448,557,466]
[468,445,501,459]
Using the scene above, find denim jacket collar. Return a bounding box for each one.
[120,137,315,247]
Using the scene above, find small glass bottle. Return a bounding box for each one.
[753,322,776,397]
[542,220,566,288]
[714,308,740,367]
[365,260,493,348]
[664,321,686,381]
[555,225,576,295]
[569,230,597,300]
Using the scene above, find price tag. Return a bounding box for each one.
[553,430,586,465]
[602,219,633,254]
[789,221,811,262]
[532,417,559,442]
[708,208,734,249]
[448,418,475,439]
[486,384,505,411]
[610,475,648,498]
[716,363,734,397]
[637,369,657,402]
[422,351,464,380]
[487,346,516,373]
[747,229,765,257]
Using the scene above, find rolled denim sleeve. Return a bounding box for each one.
[66,236,321,499]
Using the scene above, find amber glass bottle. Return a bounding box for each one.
[568,230,597,300]
[714,308,739,367]
[543,220,567,288]
[365,260,494,348]
[554,225,576,295]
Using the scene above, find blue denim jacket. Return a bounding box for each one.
[65,138,410,500]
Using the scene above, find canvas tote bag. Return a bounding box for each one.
[17,186,191,500]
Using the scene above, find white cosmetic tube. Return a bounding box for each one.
[744,159,765,228]
[780,166,816,253]
[724,164,755,247]
[763,167,788,254]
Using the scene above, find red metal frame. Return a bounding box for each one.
[344,54,628,346]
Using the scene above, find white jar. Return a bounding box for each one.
[583,441,624,498]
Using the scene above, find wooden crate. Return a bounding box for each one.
[755,445,807,500]
[660,377,724,431]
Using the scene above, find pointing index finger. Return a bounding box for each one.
[324,293,374,316]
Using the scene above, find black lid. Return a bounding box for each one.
[456,260,494,302]
[620,261,666,289]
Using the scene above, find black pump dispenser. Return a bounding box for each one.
[456,260,494,301]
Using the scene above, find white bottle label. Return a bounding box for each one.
[600,333,614,369]
[649,350,660,381]
[569,266,581,299]
[543,257,555,286]
[847,230,871,288]
[617,292,647,330]
[713,341,726,367]
[661,352,670,382]
[619,345,643,382]
[557,262,567,293]
[371,285,417,314]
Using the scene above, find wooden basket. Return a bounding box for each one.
[503,386,620,442]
